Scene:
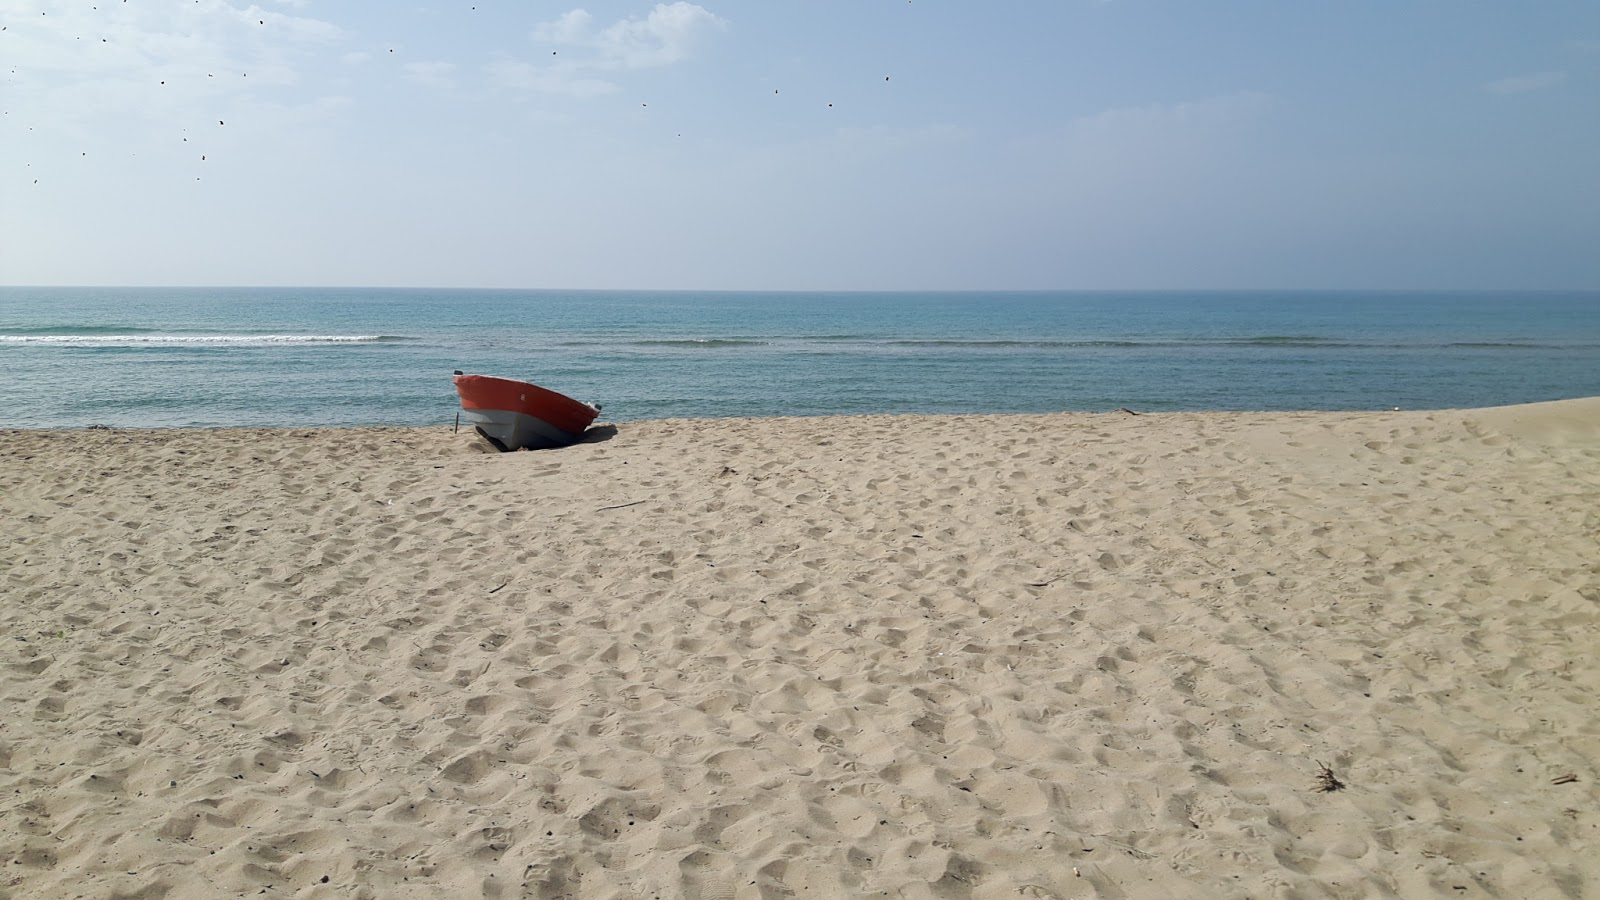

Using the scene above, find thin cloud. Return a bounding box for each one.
[533,10,596,46]
[492,4,724,97]
[1485,71,1567,95]
[241,5,339,42]
[596,2,726,68]
[2,1,340,89]
[532,3,727,70]
[0,0,348,177]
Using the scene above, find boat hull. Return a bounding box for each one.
[453,374,599,451]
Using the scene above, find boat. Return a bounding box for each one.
[452,371,601,451]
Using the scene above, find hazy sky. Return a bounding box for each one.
[2,1,1597,289]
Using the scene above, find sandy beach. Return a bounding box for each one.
[2,400,1597,899]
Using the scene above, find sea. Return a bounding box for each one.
[2,288,1598,429]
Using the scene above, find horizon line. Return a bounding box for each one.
[3,285,1598,294]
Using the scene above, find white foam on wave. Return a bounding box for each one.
[0,334,393,345]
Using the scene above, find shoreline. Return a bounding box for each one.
[1,394,1595,434]
[3,400,1596,897]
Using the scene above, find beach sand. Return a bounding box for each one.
[2,400,1597,899]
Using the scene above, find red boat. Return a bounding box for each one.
[452,372,601,451]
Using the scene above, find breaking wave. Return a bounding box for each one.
[628,339,771,348]
[0,334,405,346]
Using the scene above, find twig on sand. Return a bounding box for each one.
[597,499,647,511]
[1314,761,1345,792]
[1087,835,1156,860]
[488,582,509,594]
[1116,407,1141,415]
[1026,575,1067,588]
[1552,773,1579,785]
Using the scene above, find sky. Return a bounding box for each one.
[1,1,1597,290]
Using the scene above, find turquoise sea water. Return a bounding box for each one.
[2,288,1598,428]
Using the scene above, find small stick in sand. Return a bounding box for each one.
[488,582,508,594]
[1314,761,1345,792]
[597,500,647,511]
[1116,407,1141,415]
[1551,773,1578,785]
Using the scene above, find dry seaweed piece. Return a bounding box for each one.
[1314,761,1345,792]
